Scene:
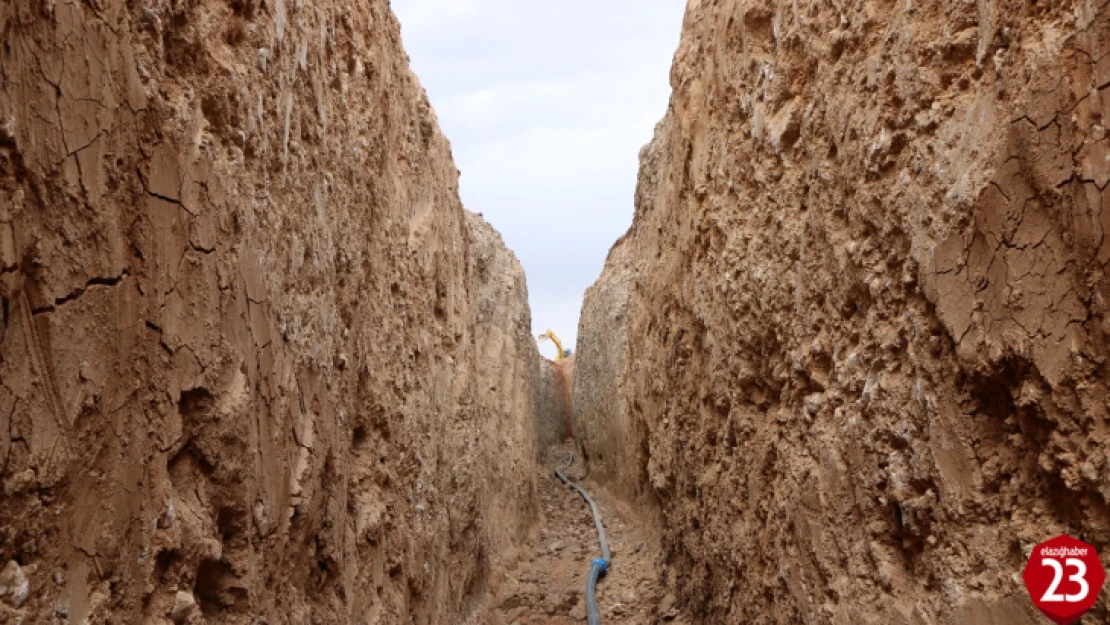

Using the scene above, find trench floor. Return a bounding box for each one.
[467,444,691,624]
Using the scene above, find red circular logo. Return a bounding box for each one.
[1023,535,1106,624]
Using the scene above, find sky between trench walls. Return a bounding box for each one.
[392,0,685,358]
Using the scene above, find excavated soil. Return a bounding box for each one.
[573,0,1110,624]
[0,0,543,623]
[6,0,1110,623]
[532,358,575,456]
[467,444,690,625]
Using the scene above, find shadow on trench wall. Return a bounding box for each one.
[534,355,575,456]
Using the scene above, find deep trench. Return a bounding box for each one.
[1,2,1108,625]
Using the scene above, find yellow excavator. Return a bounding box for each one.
[538,329,566,361]
[539,329,573,441]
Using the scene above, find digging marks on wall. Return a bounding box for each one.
[0,0,541,623]
[574,1,1110,623]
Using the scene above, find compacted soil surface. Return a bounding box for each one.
[467,444,690,625]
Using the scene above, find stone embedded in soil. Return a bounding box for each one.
[0,560,28,608]
[169,590,196,623]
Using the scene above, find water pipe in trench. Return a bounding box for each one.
[555,467,611,625]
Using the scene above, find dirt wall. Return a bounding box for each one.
[570,240,643,502]
[574,1,1110,623]
[465,212,542,560]
[0,1,539,623]
[534,356,573,456]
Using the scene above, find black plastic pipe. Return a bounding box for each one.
[556,468,610,625]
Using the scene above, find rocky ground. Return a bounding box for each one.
[467,444,689,625]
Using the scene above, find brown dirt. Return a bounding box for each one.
[533,357,575,454]
[467,443,691,625]
[6,0,1110,622]
[571,241,642,509]
[573,0,1110,624]
[0,1,542,623]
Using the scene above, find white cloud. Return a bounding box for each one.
[439,79,575,129]
[393,0,479,30]
[463,124,632,189]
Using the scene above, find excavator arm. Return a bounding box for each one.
[538,329,565,361]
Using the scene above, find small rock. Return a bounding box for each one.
[548,541,564,554]
[4,469,36,494]
[803,393,825,418]
[0,560,29,608]
[159,502,176,529]
[253,500,271,537]
[169,590,196,623]
[658,593,678,620]
[620,588,636,604]
[569,597,586,621]
[87,581,111,616]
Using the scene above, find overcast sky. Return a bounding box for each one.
[391,0,685,359]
